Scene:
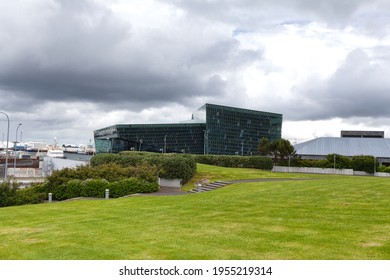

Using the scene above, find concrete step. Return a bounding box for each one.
[188,181,231,193]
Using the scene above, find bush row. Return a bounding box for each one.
[280,154,378,174]
[192,155,273,170]
[90,152,197,184]
[45,162,158,194]
[52,178,159,201]
[0,181,45,207]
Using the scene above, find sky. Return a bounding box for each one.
[1,0,390,146]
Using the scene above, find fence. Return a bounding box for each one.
[272,166,354,175]
[273,166,390,177]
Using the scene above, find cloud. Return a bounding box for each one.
[0,0,261,113]
[284,48,390,121]
[1,0,390,144]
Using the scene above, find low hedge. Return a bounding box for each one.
[193,155,273,170]
[52,178,159,201]
[0,181,45,207]
[46,162,158,193]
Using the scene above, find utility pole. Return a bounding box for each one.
[0,112,10,180]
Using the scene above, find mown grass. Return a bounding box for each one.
[0,164,389,260]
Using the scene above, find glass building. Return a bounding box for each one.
[94,104,282,155]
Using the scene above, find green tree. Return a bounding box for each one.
[258,138,297,164]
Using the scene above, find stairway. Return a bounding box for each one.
[188,181,231,193]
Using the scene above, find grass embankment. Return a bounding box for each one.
[0,164,389,260]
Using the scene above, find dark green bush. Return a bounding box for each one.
[193,155,273,170]
[352,155,377,174]
[378,165,390,173]
[53,179,109,200]
[324,154,351,169]
[46,163,158,191]
[81,179,110,198]
[51,177,158,201]
[157,155,197,183]
[0,181,19,207]
[90,152,197,184]
[0,181,45,207]
[109,178,159,198]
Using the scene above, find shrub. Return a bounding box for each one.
[51,178,159,200]
[378,165,390,173]
[109,178,159,198]
[81,179,110,198]
[90,152,197,184]
[14,187,46,205]
[157,155,197,183]
[46,163,158,191]
[0,181,45,207]
[352,155,377,174]
[193,155,273,170]
[0,181,19,207]
[323,154,352,169]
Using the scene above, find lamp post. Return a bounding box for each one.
[203,130,208,155]
[333,154,336,173]
[241,140,244,156]
[288,155,291,172]
[14,123,22,177]
[0,112,10,180]
[164,135,167,154]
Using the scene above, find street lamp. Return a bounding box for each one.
[14,123,22,177]
[0,112,10,180]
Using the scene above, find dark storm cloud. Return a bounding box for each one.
[0,0,262,112]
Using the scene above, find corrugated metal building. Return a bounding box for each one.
[294,137,390,165]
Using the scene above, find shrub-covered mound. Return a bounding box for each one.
[0,181,45,207]
[41,162,160,201]
[91,152,197,184]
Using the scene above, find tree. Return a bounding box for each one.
[258,137,271,156]
[258,138,297,164]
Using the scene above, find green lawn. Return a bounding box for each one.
[0,164,389,260]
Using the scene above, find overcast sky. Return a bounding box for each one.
[1,0,390,145]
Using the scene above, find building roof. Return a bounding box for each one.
[294,137,390,158]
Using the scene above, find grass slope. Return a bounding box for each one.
[0,164,389,260]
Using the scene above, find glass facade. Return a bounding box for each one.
[95,123,206,154]
[195,104,282,155]
[94,103,282,155]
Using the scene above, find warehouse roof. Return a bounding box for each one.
[294,137,390,158]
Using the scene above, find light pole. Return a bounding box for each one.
[241,140,244,156]
[288,155,291,172]
[164,135,167,154]
[203,130,208,155]
[333,154,336,173]
[14,123,22,177]
[0,112,10,180]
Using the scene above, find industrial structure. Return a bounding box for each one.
[94,103,283,155]
[294,131,390,166]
